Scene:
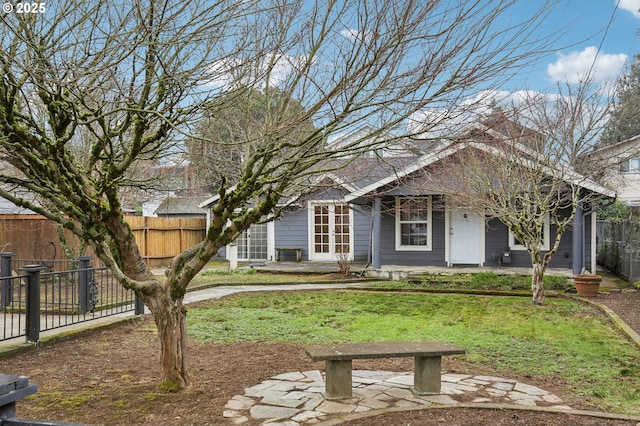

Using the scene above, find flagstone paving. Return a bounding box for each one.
[223,370,571,424]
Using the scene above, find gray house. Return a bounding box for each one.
[201,126,614,274]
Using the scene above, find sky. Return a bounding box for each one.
[511,0,640,92]
[206,1,640,98]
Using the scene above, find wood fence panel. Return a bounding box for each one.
[0,215,86,264]
[1,215,207,268]
[126,216,207,267]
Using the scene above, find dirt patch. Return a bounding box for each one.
[0,290,636,425]
[343,407,639,425]
[597,290,640,335]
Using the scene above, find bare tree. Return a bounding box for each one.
[426,83,612,305]
[0,0,562,388]
[186,87,316,193]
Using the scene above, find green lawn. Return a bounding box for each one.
[188,290,640,415]
[188,268,350,287]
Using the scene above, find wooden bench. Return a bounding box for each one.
[275,247,302,262]
[305,341,465,399]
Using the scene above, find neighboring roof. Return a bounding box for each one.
[0,197,37,214]
[587,134,640,158]
[154,196,209,216]
[0,186,40,215]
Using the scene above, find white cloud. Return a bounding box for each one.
[618,0,640,18]
[340,28,375,44]
[204,58,242,89]
[409,89,596,139]
[547,46,627,83]
[204,54,308,90]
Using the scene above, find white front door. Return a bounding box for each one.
[450,210,484,265]
[310,203,353,261]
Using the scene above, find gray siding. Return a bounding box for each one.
[274,191,593,270]
[483,215,579,270]
[484,218,510,266]
[274,206,309,261]
[275,202,372,262]
[351,204,373,262]
[379,204,447,266]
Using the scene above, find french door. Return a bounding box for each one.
[237,223,268,261]
[310,203,353,261]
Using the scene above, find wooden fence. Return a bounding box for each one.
[127,216,207,267]
[597,220,640,283]
[0,215,207,268]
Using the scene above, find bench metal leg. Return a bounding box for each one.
[324,359,352,399]
[413,355,442,394]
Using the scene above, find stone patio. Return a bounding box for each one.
[224,369,571,425]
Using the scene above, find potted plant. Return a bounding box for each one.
[573,274,602,297]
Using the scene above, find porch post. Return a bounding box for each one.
[372,197,382,269]
[572,204,584,275]
[228,242,238,271]
[590,207,597,274]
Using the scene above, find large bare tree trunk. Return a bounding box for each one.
[531,263,546,305]
[99,213,194,388]
[144,291,190,389]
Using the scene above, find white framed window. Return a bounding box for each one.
[621,157,640,174]
[395,196,432,251]
[508,212,550,251]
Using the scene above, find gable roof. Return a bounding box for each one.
[343,142,461,201]
[586,134,640,159]
[199,122,615,210]
[345,124,615,202]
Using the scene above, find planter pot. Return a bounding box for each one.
[573,274,602,298]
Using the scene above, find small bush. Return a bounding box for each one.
[336,251,352,277]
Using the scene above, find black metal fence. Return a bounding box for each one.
[0,253,144,343]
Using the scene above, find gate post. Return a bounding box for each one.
[21,265,45,344]
[1,252,15,310]
[77,256,92,315]
[135,295,145,316]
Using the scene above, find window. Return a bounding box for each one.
[508,212,550,251]
[620,157,640,173]
[396,196,432,251]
